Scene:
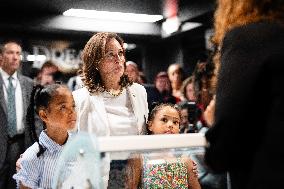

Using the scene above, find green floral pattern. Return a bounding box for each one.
[142,157,189,189]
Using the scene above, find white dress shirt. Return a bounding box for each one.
[0,68,24,134]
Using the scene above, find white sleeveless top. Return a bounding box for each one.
[102,88,138,136]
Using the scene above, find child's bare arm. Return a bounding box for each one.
[125,154,142,189]
[182,156,201,189]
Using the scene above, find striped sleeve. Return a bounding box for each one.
[13,143,41,188]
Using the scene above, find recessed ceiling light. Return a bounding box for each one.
[63,9,163,23]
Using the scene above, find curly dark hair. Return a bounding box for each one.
[192,58,215,108]
[81,32,132,94]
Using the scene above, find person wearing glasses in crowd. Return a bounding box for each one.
[72,32,148,188]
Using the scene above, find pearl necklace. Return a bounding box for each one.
[105,87,123,97]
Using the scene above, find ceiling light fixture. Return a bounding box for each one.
[123,43,137,50]
[63,8,163,23]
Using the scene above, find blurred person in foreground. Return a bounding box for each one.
[205,0,284,189]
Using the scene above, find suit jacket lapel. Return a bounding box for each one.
[18,74,28,118]
[0,73,7,115]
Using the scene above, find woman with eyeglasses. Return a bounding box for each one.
[72,32,148,188]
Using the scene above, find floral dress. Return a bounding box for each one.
[142,155,189,189]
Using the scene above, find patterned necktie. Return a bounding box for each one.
[7,76,17,137]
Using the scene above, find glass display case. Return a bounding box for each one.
[52,133,216,189]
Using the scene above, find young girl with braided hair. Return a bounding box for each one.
[13,84,76,189]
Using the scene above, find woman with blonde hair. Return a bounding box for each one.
[205,0,284,189]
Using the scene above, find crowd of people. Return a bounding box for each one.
[1,0,284,188]
[0,32,212,189]
[0,32,217,189]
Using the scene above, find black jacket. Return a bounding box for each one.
[205,21,284,189]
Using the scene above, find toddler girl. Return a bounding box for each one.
[127,103,201,189]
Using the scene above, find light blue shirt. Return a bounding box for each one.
[13,131,71,189]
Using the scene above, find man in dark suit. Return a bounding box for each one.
[0,41,34,188]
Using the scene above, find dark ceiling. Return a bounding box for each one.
[0,0,216,80]
[0,0,163,16]
[0,0,214,39]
